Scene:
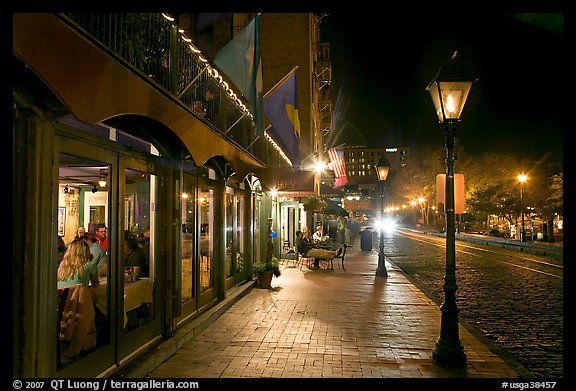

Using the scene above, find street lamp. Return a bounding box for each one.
[517,174,527,242]
[426,51,475,368]
[375,157,391,277]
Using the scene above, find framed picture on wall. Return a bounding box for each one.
[58,207,66,237]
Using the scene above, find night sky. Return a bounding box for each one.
[320,12,563,164]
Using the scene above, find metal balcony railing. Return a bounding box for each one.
[59,13,270,163]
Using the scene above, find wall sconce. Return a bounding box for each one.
[64,185,69,194]
[91,184,98,193]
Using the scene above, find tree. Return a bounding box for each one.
[387,146,563,238]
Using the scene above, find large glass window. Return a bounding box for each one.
[122,168,155,333]
[181,174,196,304]
[225,190,245,282]
[225,192,233,278]
[199,186,214,293]
[235,195,245,276]
[57,153,111,369]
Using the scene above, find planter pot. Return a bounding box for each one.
[258,270,274,289]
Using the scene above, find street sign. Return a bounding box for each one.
[436,174,465,214]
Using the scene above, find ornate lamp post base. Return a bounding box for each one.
[376,241,388,277]
[376,264,388,277]
[433,338,467,368]
[433,303,467,368]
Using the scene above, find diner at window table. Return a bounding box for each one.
[82,232,107,277]
[124,238,148,282]
[296,230,341,269]
[57,238,99,289]
[57,238,99,359]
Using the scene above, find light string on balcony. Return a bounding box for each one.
[264,131,292,167]
[163,13,252,118]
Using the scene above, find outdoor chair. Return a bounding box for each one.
[330,244,348,271]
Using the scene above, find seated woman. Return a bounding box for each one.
[57,238,99,288]
[312,225,326,243]
[57,238,98,359]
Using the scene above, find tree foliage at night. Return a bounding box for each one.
[386,145,563,234]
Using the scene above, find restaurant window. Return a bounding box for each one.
[235,195,245,275]
[225,189,245,280]
[56,153,111,369]
[225,191,233,278]
[253,193,261,266]
[181,174,196,304]
[199,185,214,293]
[122,167,155,333]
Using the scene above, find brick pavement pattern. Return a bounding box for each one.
[146,238,521,379]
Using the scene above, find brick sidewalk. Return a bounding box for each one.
[143,240,527,379]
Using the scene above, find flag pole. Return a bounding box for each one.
[264,65,299,99]
[246,124,272,149]
[224,111,248,134]
[178,64,210,98]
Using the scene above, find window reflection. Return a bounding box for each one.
[235,196,244,275]
[225,192,233,278]
[199,187,214,293]
[122,168,155,333]
[181,175,195,303]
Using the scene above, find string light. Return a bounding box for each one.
[264,131,292,166]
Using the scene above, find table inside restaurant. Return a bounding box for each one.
[94,277,153,327]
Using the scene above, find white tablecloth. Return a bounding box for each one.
[95,277,153,326]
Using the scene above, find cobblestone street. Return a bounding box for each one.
[385,230,563,378]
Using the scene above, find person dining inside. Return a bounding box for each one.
[56,238,99,359]
[57,238,99,289]
[124,238,148,281]
[95,223,108,252]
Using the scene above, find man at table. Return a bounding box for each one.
[124,238,148,281]
[95,223,108,252]
[296,230,341,269]
[82,233,107,277]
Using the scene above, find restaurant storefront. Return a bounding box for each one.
[13,13,272,378]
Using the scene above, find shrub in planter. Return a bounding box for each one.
[254,257,281,288]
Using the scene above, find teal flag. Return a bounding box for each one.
[214,15,263,135]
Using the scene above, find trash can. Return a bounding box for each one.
[360,229,372,251]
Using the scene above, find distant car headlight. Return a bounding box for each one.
[376,217,396,233]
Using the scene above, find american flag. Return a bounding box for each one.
[328,147,348,187]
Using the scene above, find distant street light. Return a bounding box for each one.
[517,174,528,242]
[375,157,391,277]
[426,51,475,368]
[314,159,326,197]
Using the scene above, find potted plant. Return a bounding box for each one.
[254,257,281,289]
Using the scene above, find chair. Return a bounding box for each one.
[281,250,300,268]
[56,287,70,366]
[331,244,348,272]
[296,245,314,270]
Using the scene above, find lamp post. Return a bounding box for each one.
[517,174,527,242]
[426,51,475,368]
[375,157,391,277]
